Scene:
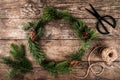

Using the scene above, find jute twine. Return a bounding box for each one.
[72,46,118,79]
[101,47,118,65]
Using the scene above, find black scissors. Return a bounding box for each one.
[86,4,116,34]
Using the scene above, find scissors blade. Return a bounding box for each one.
[89,4,100,16]
[86,4,100,18]
[85,8,96,16]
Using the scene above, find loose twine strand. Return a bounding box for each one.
[72,46,118,79]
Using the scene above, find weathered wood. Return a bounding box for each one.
[0,62,120,80]
[0,39,120,62]
[0,69,8,80]
[45,0,120,19]
[0,0,41,9]
[0,0,43,19]
[0,39,81,62]
[0,0,22,4]
[0,0,120,80]
[0,0,120,19]
[0,0,25,9]
[45,0,120,3]
[25,62,120,80]
[0,19,120,39]
[0,62,93,80]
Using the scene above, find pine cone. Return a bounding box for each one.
[83,32,89,39]
[29,29,36,41]
[70,60,80,67]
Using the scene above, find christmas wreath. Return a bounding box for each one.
[23,7,97,76]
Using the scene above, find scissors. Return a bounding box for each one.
[85,4,116,34]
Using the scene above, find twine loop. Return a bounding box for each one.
[72,46,118,79]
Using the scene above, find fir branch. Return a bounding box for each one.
[34,19,45,38]
[55,61,72,74]
[28,38,45,65]
[57,11,72,21]
[2,44,33,78]
[41,61,72,76]
[2,57,17,68]
[41,61,56,76]
[87,28,97,40]
[70,42,90,61]
[23,19,45,39]
[81,42,90,50]
[72,21,88,40]
[32,19,45,31]
[43,7,57,16]
[42,7,57,21]
[7,69,20,78]
[70,48,84,61]
[56,11,69,19]
[10,44,25,59]
[22,22,35,31]
[36,27,44,37]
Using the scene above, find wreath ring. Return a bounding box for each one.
[23,7,97,76]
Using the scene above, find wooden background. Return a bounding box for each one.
[0,0,120,80]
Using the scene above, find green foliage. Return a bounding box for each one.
[57,11,73,21]
[72,21,86,39]
[55,61,72,74]
[70,42,90,61]
[42,7,57,21]
[41,61,72,76]
[23,19,45,38]
[23,7,97,76]
[10,44,25,59]
[27,36,72,76]
[28,38,45,65]
[41,61,56,76]
[23,21,36,31]
[81,42,90,50]
[7,69,20,78]
[70,48,84,61]
[2,44,33,78]
[87,28,97,40]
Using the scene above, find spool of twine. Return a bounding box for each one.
[72,46,118,79]
[101,47,118,65]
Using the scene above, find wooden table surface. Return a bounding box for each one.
[0,0,120,80]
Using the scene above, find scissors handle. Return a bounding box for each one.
[96,21,109,34]
[102,15,116,28]
[96,15,116,34]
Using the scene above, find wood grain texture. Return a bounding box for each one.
[0,40,120,62]
[0,0,120,80]
[0,0,120,19]
[0,62,120,80]
[0,19,120,39]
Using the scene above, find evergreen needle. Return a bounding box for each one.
[2,44,33,78]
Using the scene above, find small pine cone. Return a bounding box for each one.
[29,29,36,41]
[83,32,89,39]
[70,60,80,67]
